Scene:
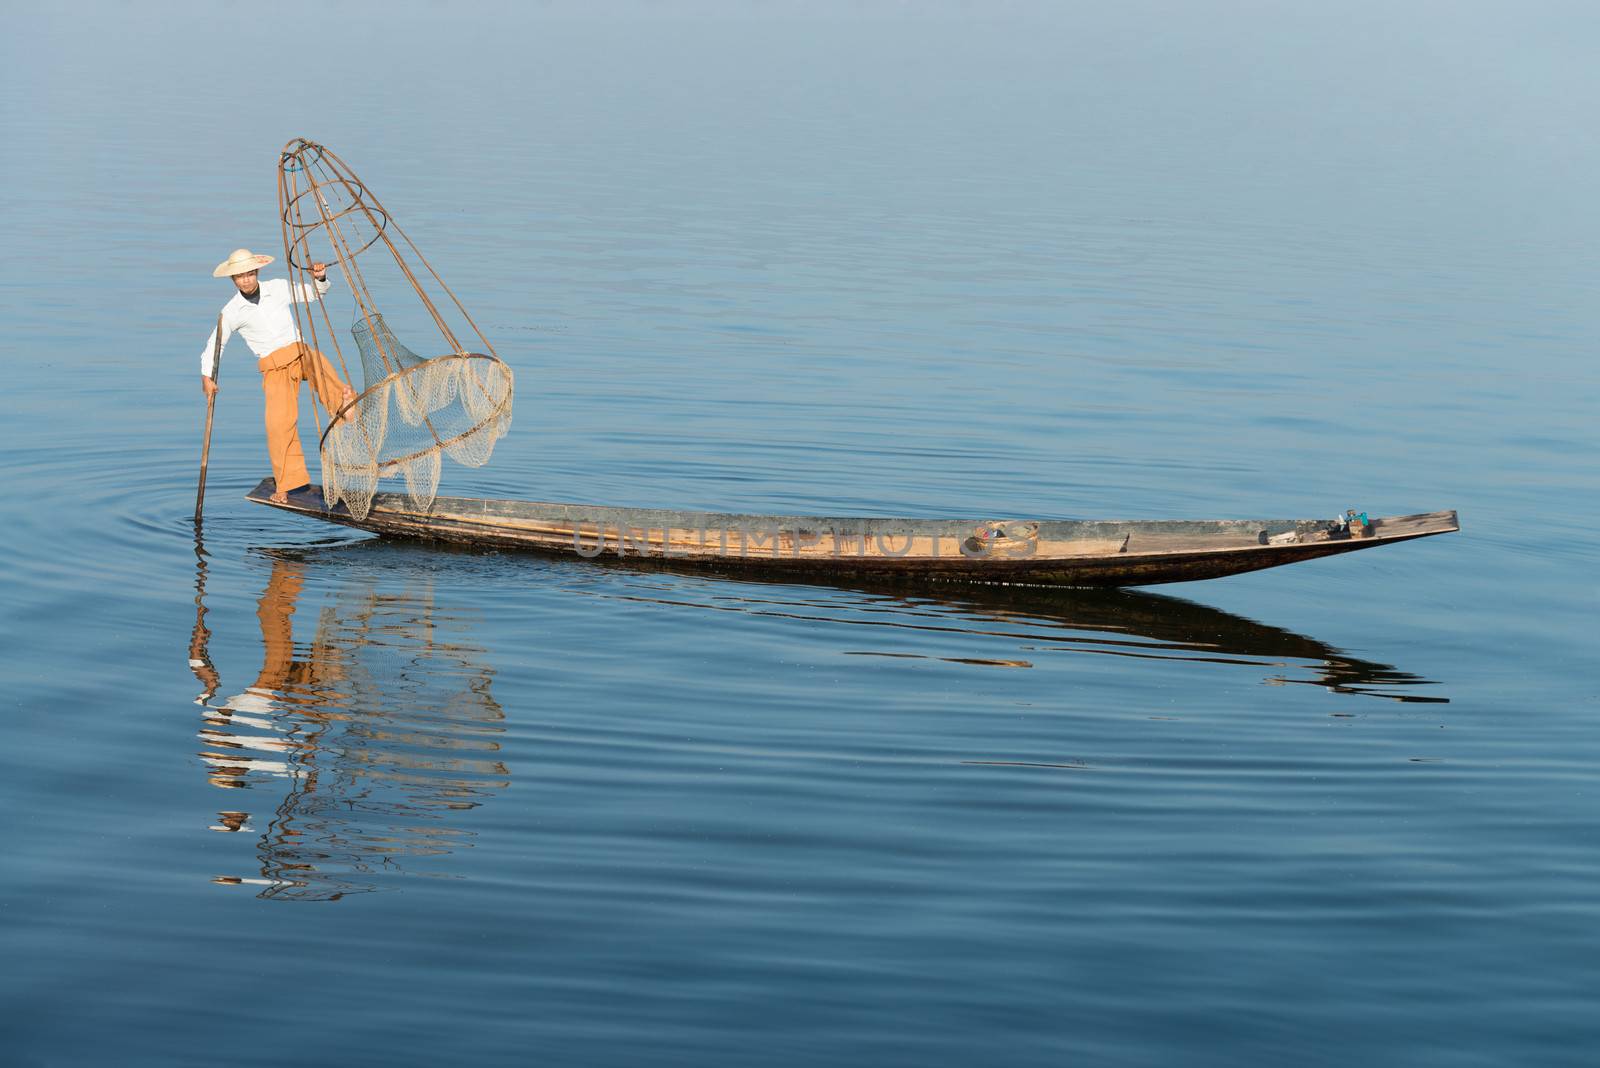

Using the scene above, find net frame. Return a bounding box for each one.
[275,137,513,519]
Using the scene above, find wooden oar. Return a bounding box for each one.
[195,312,223,522]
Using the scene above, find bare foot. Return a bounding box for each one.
[271,482,311,505]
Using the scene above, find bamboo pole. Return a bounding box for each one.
[195,312,223,522]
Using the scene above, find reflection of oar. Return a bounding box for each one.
[188,525,220,705]
[195,312,223,522]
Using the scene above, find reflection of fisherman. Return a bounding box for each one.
[244,557,345,693]
[201,558,345,789]
[196,553,509,898]
[199,249,354,504]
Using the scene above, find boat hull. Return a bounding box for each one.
[247,481,1458,589]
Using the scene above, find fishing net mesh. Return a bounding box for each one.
[321,315,513,520]
[278,138,514,521]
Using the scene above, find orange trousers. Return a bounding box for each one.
[253,558,345,692]
[260,342,349,494]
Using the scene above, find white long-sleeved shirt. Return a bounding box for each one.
[199,276,332,377]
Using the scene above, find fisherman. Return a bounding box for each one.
[200,248,354,504]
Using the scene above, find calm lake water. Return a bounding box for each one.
[3,3,1598,1065]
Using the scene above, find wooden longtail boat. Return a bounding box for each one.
[248,480,1457,589]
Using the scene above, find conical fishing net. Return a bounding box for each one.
[277,138,513,520]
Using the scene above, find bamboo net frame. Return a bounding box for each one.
[276,137,513,520]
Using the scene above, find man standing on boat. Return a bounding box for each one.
[200,248,354,504]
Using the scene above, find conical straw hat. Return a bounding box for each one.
[213,248,275,278]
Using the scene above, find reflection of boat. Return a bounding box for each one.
[566,565,1449,703]
[249,481,1458,589]
[858,581,1445,701]
[193,548,509,901]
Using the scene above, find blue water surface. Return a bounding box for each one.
[2,2,1597,1065]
